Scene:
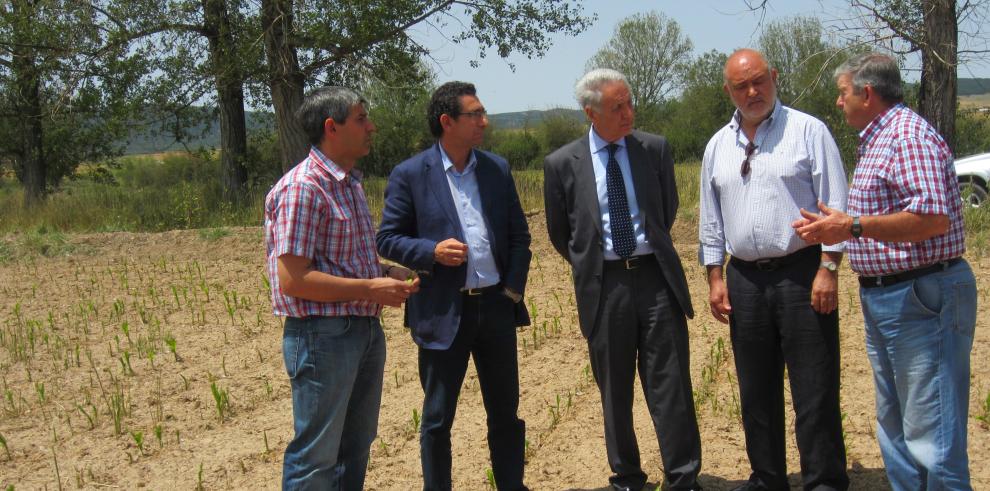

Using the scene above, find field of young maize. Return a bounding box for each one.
[1,216,988,490]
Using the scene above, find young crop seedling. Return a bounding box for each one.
[0,432,9,460]
[211,382,230,423]
[131,430,145,456]
[977,391,990,427]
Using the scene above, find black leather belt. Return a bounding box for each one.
[462,284,500,296]
[730,245,821,271]
[859,258,962,288]
[604,254,655,271]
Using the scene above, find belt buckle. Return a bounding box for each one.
[465,288,482,296]
[624,257,639,270]
[873,276,884,287]
[755,259,775,271]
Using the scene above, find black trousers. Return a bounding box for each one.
[418,289,527,491]
[589,255,702,490]
[727,248,848,491]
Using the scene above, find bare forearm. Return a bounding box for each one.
[279,266,373,304]
[860,212,949,242]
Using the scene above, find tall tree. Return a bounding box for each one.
[585,11,693,113]
[0,1,144,206]
[110,0,262,202]
[846,0,972,150]
[261,0,593,171]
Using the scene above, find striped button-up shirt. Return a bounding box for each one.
[847,103,965,276]
[265,147,382,318]
[700,101,848,265]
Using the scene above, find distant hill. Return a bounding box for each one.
[124,110,274,155]
[123,107,583,155]
[959,78,990,96]
[489,108,585,129]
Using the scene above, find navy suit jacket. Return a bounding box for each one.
[377,143,532,349]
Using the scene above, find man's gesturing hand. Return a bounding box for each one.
[434,238,468,266]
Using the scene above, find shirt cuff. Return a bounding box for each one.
[699,244,726,266]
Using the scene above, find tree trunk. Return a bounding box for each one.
[203,0,249,202]
[11,0,46,207]
[919,0,958,151]
[261,0,309,173]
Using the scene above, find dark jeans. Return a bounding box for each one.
[590,255,702,490]
[727,249,848,491]
[418,289,526,491]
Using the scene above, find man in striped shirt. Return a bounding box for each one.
[794,52,976,490]
[264,86,419,490]
[699,48,849,491]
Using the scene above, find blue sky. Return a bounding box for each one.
[409,0,990,113]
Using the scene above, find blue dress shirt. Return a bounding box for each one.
[439,145,501,289]
[589,127,653,260]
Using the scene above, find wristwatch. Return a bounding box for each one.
[850,216,863,239]
[820,260,838,272]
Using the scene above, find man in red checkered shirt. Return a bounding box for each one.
[264,86,419,490]
[793,53,976,490]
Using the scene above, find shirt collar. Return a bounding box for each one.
[589,125,627,154]
[309,146,362,183]
[439,144,478,174]
[728,99,782,137]
[859,103,905,144]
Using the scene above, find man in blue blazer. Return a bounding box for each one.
[377,81,532,491]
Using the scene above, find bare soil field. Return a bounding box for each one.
[1,214,988,490]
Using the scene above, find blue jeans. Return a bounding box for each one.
[860,260,977,491]
[281,316,386,491]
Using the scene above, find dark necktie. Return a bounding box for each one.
[605,143,635,258]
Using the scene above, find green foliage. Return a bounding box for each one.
[534,111,587,157]
[0,153,265,234]
[661,51,734,163]
[490,130,542,170]
[362,64,434,177]
[956,110,990,157]
[0,1,148,203]
[586,10,692,112]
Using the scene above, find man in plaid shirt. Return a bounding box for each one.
[265,86,419,490]
[793,53,977,490]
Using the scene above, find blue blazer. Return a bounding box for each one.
[377,144,532,349]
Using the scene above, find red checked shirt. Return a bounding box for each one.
[264,147,382,317]
[847,103,966,276]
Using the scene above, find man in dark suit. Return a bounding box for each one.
[543,69,702,491]
[377,81,532,491]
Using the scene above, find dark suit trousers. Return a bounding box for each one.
[727,248,848,491]
[418,289,526,491]
[589,255,702,490]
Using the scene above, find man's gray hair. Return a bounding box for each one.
[575,68,629,110]
[834,52,904,103]
[296,86,367,145]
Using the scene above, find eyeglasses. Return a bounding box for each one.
[455,109,488,120]
[740,141,757,177]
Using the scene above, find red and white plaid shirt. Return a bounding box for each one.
[847,103,966,276]
[265,147,382,317]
